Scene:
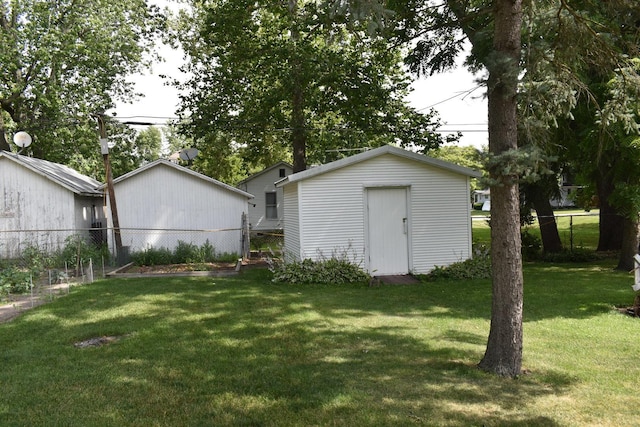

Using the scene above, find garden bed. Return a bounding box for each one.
[108,257,269,278]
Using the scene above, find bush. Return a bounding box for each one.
[215,252,240,263]
[0,265,33,299]
[270,257,371,284]
[174,241,199,264]
[21,245,52,276]
[130,241,237,266]
[541,248,600,263]
[424,254,492,281]
[131,246,173,266]
[269,246,370,285]
[53,234,109,269]
[521,228,542,261]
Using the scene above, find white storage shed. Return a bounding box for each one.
[276,145,482,276]
[0,151,105,258]
[108,159,253,257]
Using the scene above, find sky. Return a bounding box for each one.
[111,2,488,149]
[112,53,488,148]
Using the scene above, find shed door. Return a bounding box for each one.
[367,187,409,275]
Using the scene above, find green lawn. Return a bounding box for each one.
[1,262,639,426]
[473,209,600,250]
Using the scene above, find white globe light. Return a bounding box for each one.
[13,131,32,148]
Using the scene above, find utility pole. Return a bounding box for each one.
[96,115,124,260]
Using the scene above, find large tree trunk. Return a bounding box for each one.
[289,0,307,173]
[617,216,639,271]
[0,115,11,151]
[530,188,563,253]
[0,131,10,151]
[477,0,524,378]
[596,175,624,251]
[291,84,307,173]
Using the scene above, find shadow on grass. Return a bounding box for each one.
[0,268,579,425]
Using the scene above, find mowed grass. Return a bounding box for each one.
[472,209,600,249]
[1,261,639,426]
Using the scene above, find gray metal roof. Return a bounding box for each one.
[276,145,482,187]
[0,151,103,196]
[108,159,254,199]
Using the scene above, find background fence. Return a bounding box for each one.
[248,230,284,256]
[472,211,601,250]
[0,226,253,305]
[1,226,250,264]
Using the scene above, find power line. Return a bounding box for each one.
[416,85,484,111]
[112,115,179,120]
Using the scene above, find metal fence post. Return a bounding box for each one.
[241,212,250,260]
[570,214,574,251]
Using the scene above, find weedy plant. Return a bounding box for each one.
[130,240,237,266]
[424,243,492,281]
[0,244,48,300]
[268,244,370,285]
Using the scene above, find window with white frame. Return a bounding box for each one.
[265,192,277,219]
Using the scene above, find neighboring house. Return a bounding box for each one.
[276,145,482,276]
[0,151,105,258]
[473,189,491,211]
[550,185,580,208]
[107,159,253,257]
[476,172,581,211]
[237,161,292,232]
[550,174,581,208]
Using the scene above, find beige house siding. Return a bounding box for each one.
[238,163,292,231]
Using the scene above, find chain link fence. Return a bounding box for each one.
[0,225,251,303]
[472,211,601,250]
[115,227,249,264]
[248,230,284,258]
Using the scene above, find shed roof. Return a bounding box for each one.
[109,159,254,199]
[0,151,102,196]
[276,145,482,187]
[236,161,292,186]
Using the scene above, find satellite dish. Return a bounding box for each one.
[179,148,199,162]
[13,131,32,148]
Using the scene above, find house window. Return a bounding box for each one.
[279,168,286,178]
[265,192,277,219]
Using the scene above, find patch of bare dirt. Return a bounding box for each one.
[116,258,269,275]
[122,262,237,274]
[0,282,72,324]
[74,335,126,348]
[616,294,640,318]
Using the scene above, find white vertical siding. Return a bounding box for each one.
[283,184,300,261]
[113,164,248,255]
[297,175,367,265]
[295,154,473,274]
[0,159,77,256]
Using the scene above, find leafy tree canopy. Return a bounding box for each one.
[0,0,166,178]
[172,0,457,173]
